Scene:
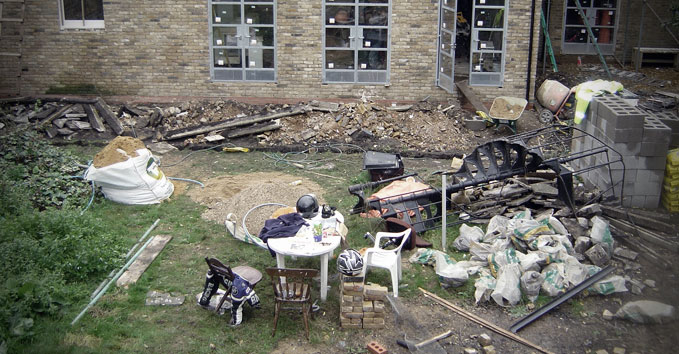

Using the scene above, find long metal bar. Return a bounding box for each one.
[621,0,631,68]
[441,174,447,249]
[635,3,645,71]
[574,0,611,79]
[509,265,615,333]
[72,220,162,325]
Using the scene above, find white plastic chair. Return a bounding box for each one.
[362,229,411,297]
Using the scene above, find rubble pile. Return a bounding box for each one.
[0,96,479,153]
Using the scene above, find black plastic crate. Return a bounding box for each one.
[362,151,404,181]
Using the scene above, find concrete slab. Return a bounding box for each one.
[117,234,173,287]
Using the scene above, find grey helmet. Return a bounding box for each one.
[296,194,319,218]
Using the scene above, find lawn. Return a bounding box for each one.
[2,137,469,353]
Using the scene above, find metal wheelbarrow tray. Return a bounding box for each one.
[488,96,528,134]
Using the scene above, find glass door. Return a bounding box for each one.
[562,0,618,55]
[437,0,457,93]
[469,0,506,86]
[210,0,276,81]
[323,0,390,84]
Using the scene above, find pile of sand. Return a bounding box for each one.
[93,136,147,168]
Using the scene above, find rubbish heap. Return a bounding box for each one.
[662,148,679,212]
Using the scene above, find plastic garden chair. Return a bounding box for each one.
[362,229,411,297]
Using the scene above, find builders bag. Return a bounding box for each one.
[84,148,174,204]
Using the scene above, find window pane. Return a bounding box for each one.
[440,54,453,77]
[475,0,505,5]
[564,27,587,43]
[442,8,455,30]
[213,27,239,46]
[472,52,502,72]
[246,48,274,68]
[213,5,241,25]
[249,27,274,46]
[360,0,388,3]
[474,9,504,28]
[214,48,242,67]
[565,9,584,25]
[595,9,615,26]
[327,0,357,3]
[477,30,503,50]
[327,6,355,25]
[326,28,352,48]
[84,0,103,20]
[359,6,387,26]
[441,31,453,53]
[567,0,591,6]
[244,5,274,24]
[358,50,386,70]
[593,0,616,7]
[326,50,354,69]
[63,0,83,20]
[363,29,387,48]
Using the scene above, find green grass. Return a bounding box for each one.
[7,148,473,353]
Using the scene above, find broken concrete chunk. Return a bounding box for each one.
[57,128,74,135]
[613,247,638,261]
[643,279,656,288]
[602,309,614,320]
[147,142,178,154]
[574,236,592,255]
[530,183,559,197]
[585,243,610,267]
[66,120,92,130]
[481,345,496,354]
[53,118,68,128]
[145,291,185,306]
[477,333,492,347]
[627,279,645,295]
[578,203,602,218]
[463,348,478,354]
[615,300,676,324]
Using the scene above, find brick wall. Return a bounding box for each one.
[547,0,679,62]
[6,0,540,104]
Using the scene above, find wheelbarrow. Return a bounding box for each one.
[487,96,528,134]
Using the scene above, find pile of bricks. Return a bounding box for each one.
[571,95,673,208]
[662,148,679,212]
[339,275,388,329]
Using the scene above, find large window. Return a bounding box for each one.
[209,0,276,82]
[323,0,390,84]
[561,0,618,55]
[59,0,104,29]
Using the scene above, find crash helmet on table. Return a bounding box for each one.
[296,194,319,219]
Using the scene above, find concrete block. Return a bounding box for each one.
[640,141,670,157]
[610,141,641,157]
[605,127,642,143]
[653,111,679,132]
[644,195,661,209]
[640,156,667,170]
[642,116,672,144]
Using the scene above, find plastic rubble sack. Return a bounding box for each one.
[488,248,521,278]
[541,263,567,297]
[517,251,542,273]
[224,213,267,249]
[455,260,487,276]
[520,270,544,303]
[546,217,569,235]
[453,224,485,252]
[491,263,522,307]
[589,215,614,255]
[530,235,573,262]
[84,147,174,204]
[474,269,497,304]
[483,215,510,242]
[409,249,467,288]
[588,275,627,295]
[562,255,589,286]
[470,238,511,262]
[615,300,676,324]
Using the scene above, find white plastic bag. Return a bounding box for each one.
[484,215,510,242]
[453,224,485,252]
[520,270,544,302]
[615,300,676,324]
[85,148,174,204]
[491,263,522,307]
[474,269,497,304]
[541,263,567,297]
[590,215,614,254]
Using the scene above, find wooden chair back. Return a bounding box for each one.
[265,267,318,303]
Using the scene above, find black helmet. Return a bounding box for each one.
[296,194,319,219]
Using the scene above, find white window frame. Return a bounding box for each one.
[58,0,105,29]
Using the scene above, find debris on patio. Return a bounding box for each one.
[145,291,185,306]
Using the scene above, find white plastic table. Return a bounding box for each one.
[267,234,341,302]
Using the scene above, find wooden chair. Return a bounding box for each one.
[265,267,319,340]
[205,257,262,314]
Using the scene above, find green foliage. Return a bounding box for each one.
[0,131,91,210]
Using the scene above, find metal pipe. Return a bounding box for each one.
[526,0,537,102]
[441,174,447,249]
[636,3,645,71]
[72,219,161,325]
[124,218,161,260]
[622,0,631,67]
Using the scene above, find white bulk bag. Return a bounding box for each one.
[84,148,174,204]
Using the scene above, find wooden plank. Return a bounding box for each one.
[455,80,489,114]
[94,97,124,135]
[116,235,172,287]
[633,46,679,54]
[163,105,307,141]
[83,103,106,132]
[607,218,679,252]
[37,104,72,128]
[226,120,281,138]
[600,204,675,234]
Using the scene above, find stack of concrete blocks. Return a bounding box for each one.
[661,149,679,212]
[362,283,388,329]
[571,95,672,208]
[340,275,365,329]
[339,275,388,329]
